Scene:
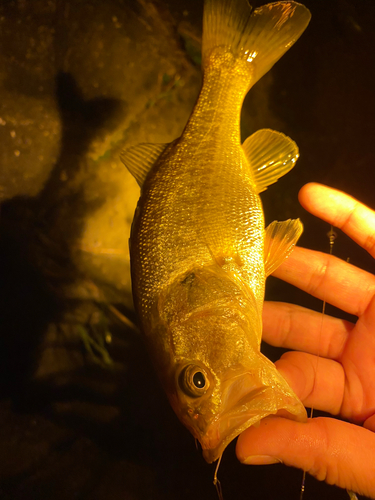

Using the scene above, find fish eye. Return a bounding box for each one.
[193,371,205,388]
[179,364,210,398]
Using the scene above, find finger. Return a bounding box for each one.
[340,294,375,422]
[236,417,375,499]
[299,183,375,258]
[263,301,353,359]
[275,351,345,415]
[272,246,375,317]
[364,414,375,432]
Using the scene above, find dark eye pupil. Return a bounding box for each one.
[193,371,205,388]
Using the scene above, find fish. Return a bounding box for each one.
[121,0,311,465]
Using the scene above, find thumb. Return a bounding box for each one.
[236,416,375,499]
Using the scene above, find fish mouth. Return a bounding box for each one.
[198,368,306,464]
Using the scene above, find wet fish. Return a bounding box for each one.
[121,0,310,464]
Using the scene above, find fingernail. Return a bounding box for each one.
[241,455,283,465]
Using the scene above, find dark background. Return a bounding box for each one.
[0,0,374,499]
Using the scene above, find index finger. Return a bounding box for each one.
[299,183,375,258]
[272,246,375,317]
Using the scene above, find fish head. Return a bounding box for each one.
[154,267,306,464]
[168,341,306,464]
[169,356,269,463]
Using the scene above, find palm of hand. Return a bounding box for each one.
[237,183,375,498]
[269,183,375,428]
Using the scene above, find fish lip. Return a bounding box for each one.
[200,387,270,463]
[198,375,307,463]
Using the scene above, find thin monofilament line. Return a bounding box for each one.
[213,454,224,500]
[299,226,336,500]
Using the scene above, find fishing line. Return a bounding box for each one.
[299,227,359,500]
[299,225,336,500]
[213,454,224,500]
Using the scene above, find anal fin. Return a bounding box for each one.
[264,219,303,277]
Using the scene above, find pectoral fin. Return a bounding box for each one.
[264,218,303,277]
[120,143,169,187]
[242,129,299,193]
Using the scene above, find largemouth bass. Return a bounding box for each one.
[121,0,310,464]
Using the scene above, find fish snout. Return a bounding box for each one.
[199,366,306,463]
[200,371,268,462]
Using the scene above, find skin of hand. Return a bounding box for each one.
[236,183,375,499]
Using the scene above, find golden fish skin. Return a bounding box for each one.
[121,0,311,463]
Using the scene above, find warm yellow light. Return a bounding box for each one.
[245,50,258,62]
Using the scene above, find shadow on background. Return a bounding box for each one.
[0,71,124,397]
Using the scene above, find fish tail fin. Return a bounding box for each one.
[202,0,311,86]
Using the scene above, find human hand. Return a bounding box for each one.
[236,183,375,499]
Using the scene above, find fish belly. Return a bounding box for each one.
[130,143,265,331]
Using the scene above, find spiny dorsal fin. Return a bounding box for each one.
[242,129,299,194]
[120,143,168,187]
[264,218,303,277]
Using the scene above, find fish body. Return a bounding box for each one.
[122,0,311,463]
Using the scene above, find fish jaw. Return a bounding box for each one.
[183,357,306,464]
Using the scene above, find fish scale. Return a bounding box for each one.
[122,0,310,466]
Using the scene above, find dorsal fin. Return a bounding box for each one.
[242,129,299,194]
[264,218,303,277]
[120,143,168,187]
